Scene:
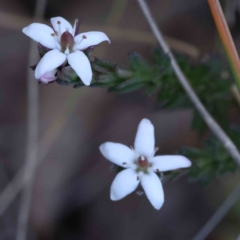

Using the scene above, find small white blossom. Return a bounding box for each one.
[22,16,110,85]
[100,119,192,210]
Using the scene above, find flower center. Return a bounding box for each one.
[60,31,74,54]
[137,156,149,170]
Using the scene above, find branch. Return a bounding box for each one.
[16,0,47,239]
[137,0,240,166]
[0,148,46,217]
[192,181,240,240]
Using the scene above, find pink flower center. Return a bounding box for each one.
[60,31,74,52]
[137,156,149,169]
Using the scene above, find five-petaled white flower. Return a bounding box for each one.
[100,119,191,210]
[22,16,110,85]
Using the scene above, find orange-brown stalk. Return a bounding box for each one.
[208,0,240,92]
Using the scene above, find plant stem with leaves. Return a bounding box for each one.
[137,0,240,167]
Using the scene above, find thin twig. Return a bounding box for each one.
[0,148,46,217]
[192,181,240,240]
[0,89,83,217]
[208,0,240,92]
[15,0,47,239]
[137,0,240,166]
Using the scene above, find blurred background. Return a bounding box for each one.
[1,0,240,239]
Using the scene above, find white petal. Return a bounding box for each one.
[50,16,73,34]
[151,155,192,172]
[67,51,92,86]
[39,69,57,84]
[141,172,164,210]
[110,168,139,201]
[22,23,56,49]
[99,142,135,167]
[74,31,110,51]
[35,49,66,79]
[134,119,155,157]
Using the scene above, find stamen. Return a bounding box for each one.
[57,21,62,37]
[76,35,88,46]
[156,169,160,173]
[122,162,127,165]
[137,176,140,181]
[73,18,78,35]
[51,33,56,36]
[51,25,58,36]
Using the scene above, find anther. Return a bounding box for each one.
[122,162,127,165]
[137,176,140,181]
[82,35,87,39]
[156,169,160,173]
[57,21,61,24]
[51,33,55,36]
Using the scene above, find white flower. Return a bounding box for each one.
[100,119,192,210]
[22,16,110,85]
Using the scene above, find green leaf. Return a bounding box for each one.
[56,79,72,86]
[115,66,133,79]
[93,58,115,70]
[73,83,85,88]
[109,81,146,93]
[57,66,79,83]
[128,52,150,72]
[38,44,51,57]
[191,110,207,133]
[152,48,171,74]
[95,73,119,85]
[92,63,110,73]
